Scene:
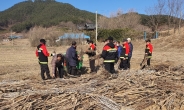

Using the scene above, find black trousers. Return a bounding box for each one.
[65,58,71,74]
[104,63,115,74]
[147,58,151,66]
[69,66,77,75]
[89,59,95,72]
[40,64,51,80]
[127,57,131,69]
[120,59,128,70]
[54,66,64,78]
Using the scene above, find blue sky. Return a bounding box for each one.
[0,0,157,17]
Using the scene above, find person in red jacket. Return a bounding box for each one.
[35,39,52,80]
[145,39,153,66]
[120,39,129,70]
[85,40,96,73]
[101,36,118,74]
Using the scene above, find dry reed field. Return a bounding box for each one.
[0,33,184,110]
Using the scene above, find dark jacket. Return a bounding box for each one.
[128,42,133,57]
[120,44,127,59]
[67,46,78,66]
[101,42,118,63]
[35,43,50,64]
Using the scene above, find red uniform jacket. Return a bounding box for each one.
[35,43,50,63]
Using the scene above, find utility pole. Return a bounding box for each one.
[95,11,98,44]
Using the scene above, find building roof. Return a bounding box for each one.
[59,33,90,39]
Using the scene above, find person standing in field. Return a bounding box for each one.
[101,36,118,74]
[119,39,129,70]
[67,41,81,76]
[35,39,52,80]
[127,38,133,69]
[85,40,96,73]
[145,39,153,66]
[51,53,65,78]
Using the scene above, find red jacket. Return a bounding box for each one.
[120,43,129,59]
[90,44,96,50]
[35,43,50,63]
[145,43,153,53]
[125,42,129,56]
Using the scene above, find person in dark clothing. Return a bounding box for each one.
[120,39,129,70]
[127,38,133,69]
[85,40,96,73]
[51,53,65,78]
[67,41,80,76]
[65,48,70,74]
[101,36,118,74]
[145,39,153,66]
[35,39,52,80]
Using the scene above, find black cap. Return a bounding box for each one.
[57,54,62,57]
[72,41,77,45]
[145,39,151,42]
[89,40,93,44]
[108,36,113,41]
[40,39,46,43]
[122,39,127,42]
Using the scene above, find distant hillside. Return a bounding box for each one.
[0,1,99,32]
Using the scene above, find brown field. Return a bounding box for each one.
[0,32,184,110]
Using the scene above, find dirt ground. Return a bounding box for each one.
[0,37,184,110]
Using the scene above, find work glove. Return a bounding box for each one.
[51,51,56,56]
[64,66,67,72]
[51,53,56,56]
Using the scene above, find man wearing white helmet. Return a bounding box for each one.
[127,38,133,69]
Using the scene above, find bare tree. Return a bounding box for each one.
[123,9,141,29]
[146,0,166,32]
[175,0,183,34]
[166,0,183,34]
[167,0,174,33]
[98,16,109,29]
[98,9,141,30]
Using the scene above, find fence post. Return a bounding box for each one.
[144,31,146,40]
[156,31,158,39]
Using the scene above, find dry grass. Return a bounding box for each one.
[1,30,184,110]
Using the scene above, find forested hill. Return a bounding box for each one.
[0,0,98,32]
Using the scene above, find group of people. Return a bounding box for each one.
[101,36,133,74]
[35,37,153,80]
[35,39,97,80]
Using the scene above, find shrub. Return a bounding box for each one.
[26,26,64,47]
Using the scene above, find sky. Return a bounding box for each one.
[0,0,158,17]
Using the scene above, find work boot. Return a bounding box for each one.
[47,76,52,80]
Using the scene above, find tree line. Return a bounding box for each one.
[0,1,96,32]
